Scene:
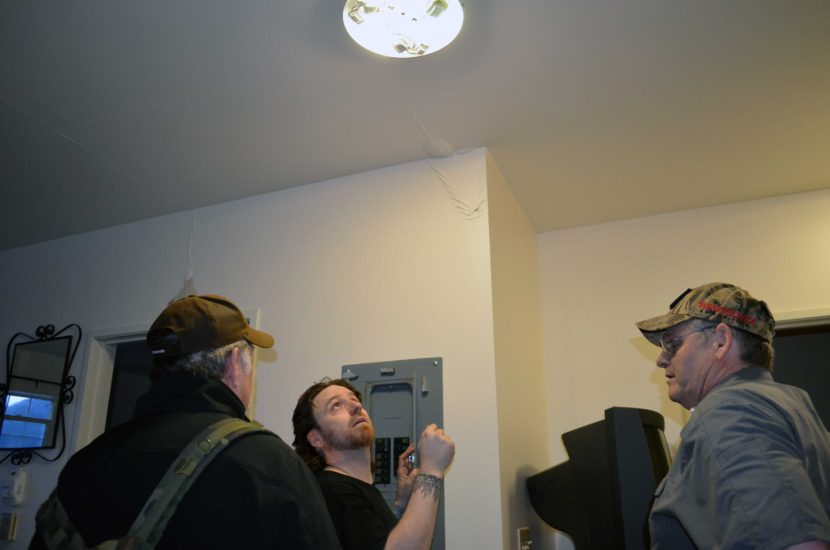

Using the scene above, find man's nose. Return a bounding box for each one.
[656,350,670,369]
[349,402,363,415]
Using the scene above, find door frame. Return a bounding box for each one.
[776,307,830,331]
[69,324,147,454]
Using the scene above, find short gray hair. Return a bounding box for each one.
[730,326,775,372]
[162,339,252,379]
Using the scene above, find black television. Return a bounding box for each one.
[527,407,672,550]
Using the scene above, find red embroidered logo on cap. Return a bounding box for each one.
[697,301,757,326]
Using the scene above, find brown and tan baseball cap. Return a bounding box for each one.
[146,294,274,359]
[636,282,775,346]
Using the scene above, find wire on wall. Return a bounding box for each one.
[172,213,198,303]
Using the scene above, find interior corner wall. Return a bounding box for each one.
[538,189,830,464]
[486,153,552,550]
[0,148,503,548]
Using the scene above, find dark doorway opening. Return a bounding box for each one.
[774,324,830,428]
[105,340,154,431]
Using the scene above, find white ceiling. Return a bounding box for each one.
[2,1,829,252]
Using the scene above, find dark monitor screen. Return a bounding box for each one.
[527,407,672,550]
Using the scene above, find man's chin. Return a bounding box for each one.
[356,425,376,446]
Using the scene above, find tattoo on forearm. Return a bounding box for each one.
[414,473,442,502]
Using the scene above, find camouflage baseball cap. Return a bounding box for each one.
[636,282,775,346]
[147,294,274,359]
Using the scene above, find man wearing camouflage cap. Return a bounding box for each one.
[637,283,830,549]
[31,295,340,549]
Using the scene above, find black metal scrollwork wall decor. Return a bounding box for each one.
[1,323,82,464]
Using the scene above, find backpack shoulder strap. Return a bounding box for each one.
[34,417,270,550]
[35,489,88,550]
[129,417,269,546]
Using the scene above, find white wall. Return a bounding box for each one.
[539,188,830,463]
[486,154,553,549]
[0,149,504,548]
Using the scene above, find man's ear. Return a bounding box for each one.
[307,428,325,451]
[713,323,734,359]
[221,347,242,393]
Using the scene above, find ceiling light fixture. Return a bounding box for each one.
[343,0,464,59]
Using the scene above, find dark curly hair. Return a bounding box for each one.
[292,378,363,472]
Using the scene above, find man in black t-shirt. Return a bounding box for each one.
[292,379,455,550]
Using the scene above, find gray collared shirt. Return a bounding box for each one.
[650,367,830,549]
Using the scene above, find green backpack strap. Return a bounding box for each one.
[35,489,88,550]
[34,417,269,549]
[129,417,268,546]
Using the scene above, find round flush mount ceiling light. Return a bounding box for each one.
[343,0,464,59]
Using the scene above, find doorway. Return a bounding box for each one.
[774,322,830,428]
[105,340,154,431]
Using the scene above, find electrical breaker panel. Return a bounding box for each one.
[341,357,445,550]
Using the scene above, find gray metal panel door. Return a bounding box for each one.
[342,357,445,550]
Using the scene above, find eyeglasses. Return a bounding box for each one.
[660,326,715,358]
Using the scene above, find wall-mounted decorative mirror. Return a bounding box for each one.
[0,336,73,450]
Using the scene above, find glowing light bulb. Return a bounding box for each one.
[343,0,464,58]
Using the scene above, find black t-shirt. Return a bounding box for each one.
[316,469,398,550]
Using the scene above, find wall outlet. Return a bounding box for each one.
[517,526,532,550]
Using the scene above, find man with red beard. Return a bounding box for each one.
[292,379,455,550]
